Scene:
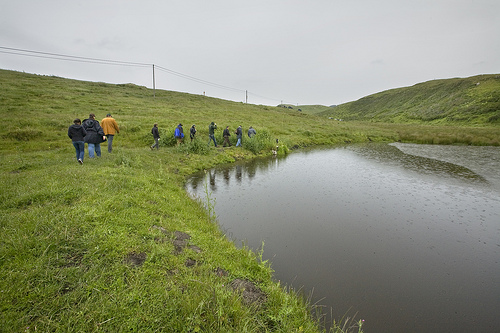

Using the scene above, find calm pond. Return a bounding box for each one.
[185,143,500,333]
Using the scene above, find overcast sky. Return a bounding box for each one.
[1,0,499,106]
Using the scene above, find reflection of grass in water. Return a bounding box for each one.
[395,147,488,183]
[203,179,217,223]
[352,143,488,184]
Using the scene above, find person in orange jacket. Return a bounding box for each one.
[101,113,120,153]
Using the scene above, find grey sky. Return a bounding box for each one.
[1,0,499,106]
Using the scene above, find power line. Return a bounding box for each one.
[0,46,295,104]
[0,46,151,67]
[0,49,151,68]
[0,46,245,94]
[155,65,245,93]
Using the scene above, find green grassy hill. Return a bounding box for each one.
[1,69,380,332]
[320,74,500,124]
[299,105,335,115]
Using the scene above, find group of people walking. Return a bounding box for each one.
[151,122,257,149]
[67,113,119,164]
[151,123,198,150]
[69,115,257,162]
[223,125,244,147]
[207,123,257,148]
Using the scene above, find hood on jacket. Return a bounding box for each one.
[83,118,97,129]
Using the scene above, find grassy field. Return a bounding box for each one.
[1,69,498,332]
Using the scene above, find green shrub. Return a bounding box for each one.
[140,128,176,147]
[488,113,500,123]
[159,129,177,147]
[277,142,289,155]
[126,125,142,133]
[5,128,43,141]
[243,128,277,154]
[176,137,210,155]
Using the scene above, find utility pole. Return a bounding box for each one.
[245,90,248,104]
[152,64,156,98]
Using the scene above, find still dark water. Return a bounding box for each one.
[185,143,500,333]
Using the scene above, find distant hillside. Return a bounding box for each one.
[277,104,333,115]
[320,74,500,124]
[297,105,334,115]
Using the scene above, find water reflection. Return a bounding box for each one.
[391,142,500,190]
[350,143,489,184]
[187,144,492,193]
[188,155,288,193]
[185,143,500,333]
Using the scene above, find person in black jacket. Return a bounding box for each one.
[208,122,217,147]
[151,123,160,150]
[190,124,197,142]
[223,126,231,147]
[68,118,87,164]
[82,113,106,158]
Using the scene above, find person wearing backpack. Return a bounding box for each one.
[223,126,231,147]
[190,124,197,142]
[82,113,106,158]
[174,123,184,145]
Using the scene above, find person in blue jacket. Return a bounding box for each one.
[235,125,242,147]
[174,123,184,145]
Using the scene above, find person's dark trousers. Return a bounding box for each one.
[106,135,114,152]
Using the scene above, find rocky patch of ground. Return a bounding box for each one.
[149,225,267,306]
